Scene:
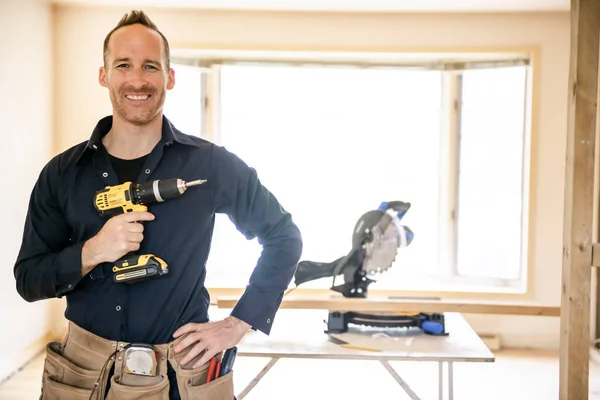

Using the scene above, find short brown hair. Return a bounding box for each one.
[103,10,170,69]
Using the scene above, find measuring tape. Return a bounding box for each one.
[123,345,157,376]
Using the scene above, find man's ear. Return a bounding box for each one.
[167,68,175,90]
[99,66,108,88]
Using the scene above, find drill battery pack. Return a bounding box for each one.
[112,254,169,284]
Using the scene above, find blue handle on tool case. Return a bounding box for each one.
[422,321,444,335]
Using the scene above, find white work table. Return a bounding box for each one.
[211,307,495,400]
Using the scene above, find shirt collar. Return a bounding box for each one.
[76,115,199,164]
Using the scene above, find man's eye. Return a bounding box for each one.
[116,64,129,68]
[145,65,158,70]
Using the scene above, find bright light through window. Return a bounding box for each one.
[205,64,444,288]
[164,57,532,292]
[456,66,527,280]
[163,63,204,137]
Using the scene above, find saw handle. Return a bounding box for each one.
[294,257,346,286]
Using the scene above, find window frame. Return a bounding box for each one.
[170,45,539,301]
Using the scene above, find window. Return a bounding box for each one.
[165,53,531,293]
[209,64,443,288]
[163,62,205,138]
[456,66,528,283]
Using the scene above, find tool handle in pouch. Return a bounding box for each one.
[112,253,168,283]
[220,347,238,376]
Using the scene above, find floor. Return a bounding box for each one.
[2,349,600,399]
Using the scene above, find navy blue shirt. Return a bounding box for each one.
[14,115,303,344]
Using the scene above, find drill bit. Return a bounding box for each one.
[175,178,207,195]
[185,179,207,187]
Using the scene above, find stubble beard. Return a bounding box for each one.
[111,86,166,126]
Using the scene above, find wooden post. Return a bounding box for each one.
[561,0,600,399]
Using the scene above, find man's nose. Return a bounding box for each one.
[129,67,148,87]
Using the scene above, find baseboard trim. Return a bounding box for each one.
[0,331,53,385]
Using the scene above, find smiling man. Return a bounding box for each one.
[14,10,303,400]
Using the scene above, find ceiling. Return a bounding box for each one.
[50,0,569,13]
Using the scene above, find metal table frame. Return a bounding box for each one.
[238,357,456,400]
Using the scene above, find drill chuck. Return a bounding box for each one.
[134,178,206,205]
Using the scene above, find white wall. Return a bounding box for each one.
[52,6,569,349]
[0,0,61,383]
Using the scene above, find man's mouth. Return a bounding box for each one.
[125,94,152,101]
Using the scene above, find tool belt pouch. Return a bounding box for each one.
[170,348,234,400]
[105,345,169,400]
[105,375,169,400]
[40,341,108,400]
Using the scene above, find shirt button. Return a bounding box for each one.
[92,144,98,150]
[145,169,151,174]
[68,284,72,289]
[116,305,121,311]
[102,172,108,177]
[267,318,271,324]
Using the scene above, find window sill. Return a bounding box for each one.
[211,291,559,317]
[205,273,529,301]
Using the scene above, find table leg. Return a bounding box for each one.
[380,360,422,400]
[438,362,443,400]
[448,362,454,400]
[237,357,280,400]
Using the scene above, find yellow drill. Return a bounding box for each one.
[94,178,206,283]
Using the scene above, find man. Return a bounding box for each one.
[14,10,302,400]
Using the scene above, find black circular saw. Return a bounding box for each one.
[294,201,414,298]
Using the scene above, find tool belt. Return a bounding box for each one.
[40,322,234,400]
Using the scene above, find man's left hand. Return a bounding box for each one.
[172,316,251,368]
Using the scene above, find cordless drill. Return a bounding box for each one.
[94,178,206,283]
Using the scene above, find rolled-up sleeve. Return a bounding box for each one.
[213,146,303,335]
[14,157,83,302]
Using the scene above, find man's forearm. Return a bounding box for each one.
[230,223,303,335]
[14,242,87,302]
[14,158,87,302]
[81,237,102,277]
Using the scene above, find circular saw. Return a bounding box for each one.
[294,201,414,298]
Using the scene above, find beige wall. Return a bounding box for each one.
[0,0,63,383]
[52,6,570,349]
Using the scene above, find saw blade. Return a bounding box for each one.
[351,210,400,275]
[362,215,400,274]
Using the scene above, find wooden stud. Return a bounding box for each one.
[561,0,600,399]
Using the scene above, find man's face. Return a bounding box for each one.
[99,24,174,126]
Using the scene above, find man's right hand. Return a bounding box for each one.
[81,211,155,276]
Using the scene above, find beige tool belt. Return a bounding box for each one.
[40,322,234,400]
